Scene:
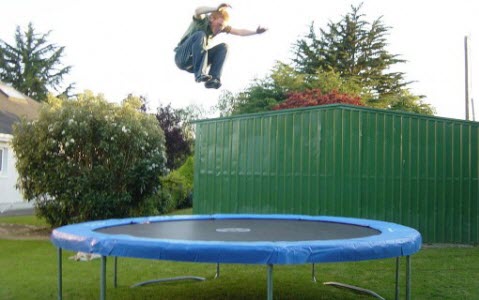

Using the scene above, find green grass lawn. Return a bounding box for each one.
[0,214,49,227]
[1,212,478,299]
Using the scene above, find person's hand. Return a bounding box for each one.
[217,3,232,11]
[256,26,268,34]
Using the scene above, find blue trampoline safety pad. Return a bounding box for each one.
[51,214,422,265]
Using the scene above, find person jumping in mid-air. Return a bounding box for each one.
[174,3,267,89]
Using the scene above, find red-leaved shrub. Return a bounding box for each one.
[273,89,363,110]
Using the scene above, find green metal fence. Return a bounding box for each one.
[193,104,479,244]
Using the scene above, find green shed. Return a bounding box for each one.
[193,104,479,244]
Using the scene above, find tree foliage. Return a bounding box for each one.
[230,77,284,115]
[122,93,149,113]
[0,23,73,102]
[383,90,435,115]
[273,89,363,110]
[293,4,408,98]
[159,156,194,212]
[217,4,434,116]
[11,91,167,226]
[155,104,192,170]
[217,62,364,116]
[214,90,238,117]
[175,103,209,141]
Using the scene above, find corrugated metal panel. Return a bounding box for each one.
[193,105,479,244]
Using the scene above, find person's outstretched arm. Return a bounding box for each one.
[229,26,268,37]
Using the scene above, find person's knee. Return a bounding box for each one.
[218,43,229,53]
[191,31,207,43]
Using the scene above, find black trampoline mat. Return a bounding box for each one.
[95,219,381,242]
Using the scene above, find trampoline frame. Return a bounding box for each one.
[51,214,421,300]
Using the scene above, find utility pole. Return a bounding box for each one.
[465,36,470,120]
[472,98,476,121]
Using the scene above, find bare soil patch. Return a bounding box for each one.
[0,223,51,240]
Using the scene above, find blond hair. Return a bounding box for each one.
[210,10,229,22]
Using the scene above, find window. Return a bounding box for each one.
[0,148,6,174]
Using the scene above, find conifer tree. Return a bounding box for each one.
[0,23,73,101]
[216,3,434,115]
[293,4,411,105]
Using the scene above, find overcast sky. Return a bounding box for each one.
[1,0,477,120]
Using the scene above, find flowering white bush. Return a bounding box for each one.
[12,91,167,226]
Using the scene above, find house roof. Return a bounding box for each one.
[0,82,41,134]
[0,110,20,134]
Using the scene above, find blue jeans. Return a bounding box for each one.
[175,31,228,81]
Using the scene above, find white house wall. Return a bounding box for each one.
[0,133,31,212]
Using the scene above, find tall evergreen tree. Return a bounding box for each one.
[0,23,74,101]
[215,3,434,116]
[293,4,413,105]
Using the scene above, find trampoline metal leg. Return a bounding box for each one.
[100,256,107,300]
[130,261,205,288]
[395,257,400,300]
[312,263,317,282]
[267,264,273,300]
[58,248,62,300]
[406,256,411,300]
[114,257,118,288]
[131,276,205,287]
[215,263,220,279]
[323,256,411,300]
[323,282,385,300]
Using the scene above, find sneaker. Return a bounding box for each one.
[205,78,222,89]
[195,74,212,83]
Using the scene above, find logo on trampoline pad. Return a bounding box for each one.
[216,227,251,233]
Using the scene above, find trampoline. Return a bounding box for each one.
[51,214,422,300]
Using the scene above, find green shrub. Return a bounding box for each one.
[141,188,176,216]
[155,156,194,212]
[176,156,194,184]
[11,91,167,227]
